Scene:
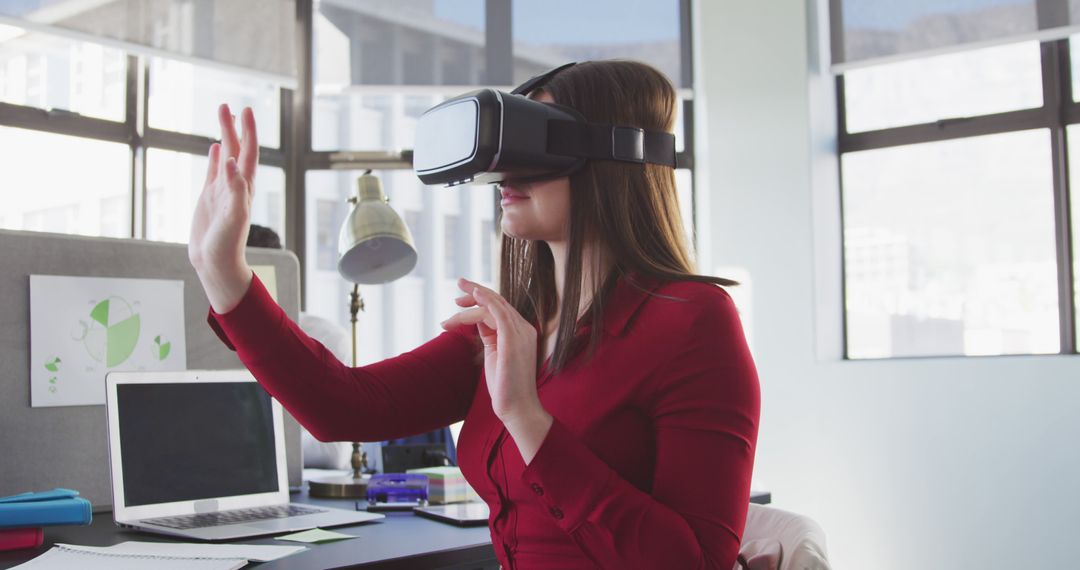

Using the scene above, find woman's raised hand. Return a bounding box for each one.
[188,104,258,314]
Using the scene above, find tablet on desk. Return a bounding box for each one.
[413,502,489,527]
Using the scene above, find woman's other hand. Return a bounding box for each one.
[188,104,258,314]
[441,278,553,463]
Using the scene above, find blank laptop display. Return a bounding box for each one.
[116,382,279,507]
[106,370,382,541]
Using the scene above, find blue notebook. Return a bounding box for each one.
[0,488,92,528]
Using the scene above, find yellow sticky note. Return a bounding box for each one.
[275,528,356,544]
[251,265,279,303]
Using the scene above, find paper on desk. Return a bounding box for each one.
[11,545,244,570]
[275,527,357,544]
[57,541,307,561]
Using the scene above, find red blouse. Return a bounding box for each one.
[208,272,760,569]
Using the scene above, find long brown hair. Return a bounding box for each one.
[499,60,735,373]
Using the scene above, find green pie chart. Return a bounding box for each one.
[83,296,141,367]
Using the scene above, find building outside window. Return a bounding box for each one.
[306,0,693,364]
[0,0,697,368]
[833,0,1077,358]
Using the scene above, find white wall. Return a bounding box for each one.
[695,1,1080,568]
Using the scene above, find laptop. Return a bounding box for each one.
[105,369,383,541]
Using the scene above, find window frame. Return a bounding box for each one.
[0,0,700,315]
[0,53,287,240]
[296,0,699,307]
[834,33,1077,358]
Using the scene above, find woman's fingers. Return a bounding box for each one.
[441,306,495,330]
[476,322,497,349]
[218,104,240,165]
[224,156,248,196]
[452,279,533,349]
[458,279,506,311]
[471,287,536,352]
[470,285,519,327]
[458,278,529,333]
[237,107,258,184]
[204,143,221,187]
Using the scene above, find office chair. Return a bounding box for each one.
[737,504,830,570]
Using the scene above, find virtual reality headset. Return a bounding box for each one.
[413,62,677,187]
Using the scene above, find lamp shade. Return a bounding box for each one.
[337,173,418,284]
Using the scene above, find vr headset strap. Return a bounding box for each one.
[548,120,677,168]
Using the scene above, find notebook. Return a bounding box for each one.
[105,370,383,540]
[0,488,91,529]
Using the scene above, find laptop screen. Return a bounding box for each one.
[116,381,280,507]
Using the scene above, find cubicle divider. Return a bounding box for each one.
[0,229,305,509]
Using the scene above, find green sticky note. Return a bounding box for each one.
[275,528,357,544]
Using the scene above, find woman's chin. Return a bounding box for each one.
[500,224,529,241]
[500,217,532,240]
[500,214,562,242]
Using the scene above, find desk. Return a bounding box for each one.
[0,490,772,569]
[0,489,497,569]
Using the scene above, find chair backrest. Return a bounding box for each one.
[738,504,830,570]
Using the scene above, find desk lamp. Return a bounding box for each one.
[308,171,418,499]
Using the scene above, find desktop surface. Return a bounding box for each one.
[0,487,497,569]
[0,488,772,569]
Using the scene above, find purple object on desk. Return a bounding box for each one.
[366,474,429,505]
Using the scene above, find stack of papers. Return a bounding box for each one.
[407,466,478,504]
[12,541,306,569]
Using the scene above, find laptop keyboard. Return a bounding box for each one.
[144,504,328,530]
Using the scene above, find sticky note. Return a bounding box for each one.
[274,528,356,544]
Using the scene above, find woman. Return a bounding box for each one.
[189,60,759,569]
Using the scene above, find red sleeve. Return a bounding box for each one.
[207,273,482,442]
[519,286,759,569]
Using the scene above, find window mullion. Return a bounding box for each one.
[125,54,148,240]
[484,0,513,85]
[1044,40,1077,353]
[288,0,314,309]
[679,0,693,89]
[835,73,851,359]
[0,102,127,142]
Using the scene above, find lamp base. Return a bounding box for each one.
[308,474,369,499]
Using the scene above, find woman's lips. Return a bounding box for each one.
[500,186,530,206]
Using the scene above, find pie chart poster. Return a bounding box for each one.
[29,275,187,408]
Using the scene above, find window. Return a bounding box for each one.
[306,0,697,366]
[145,149,285,244]
[312,0,487,151]
[480,219,494,283]
[304,170,496,364]
[836,33,1079,358]
[842,42,1043,133]
[2,2,700,369]
[149,57,282,147]
[444,215,461,279]
[0,30,126,121]
[0,127,130,238]
[1,22,289,244]
[842,130,1058,358]
[511,0,684,86]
